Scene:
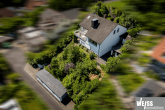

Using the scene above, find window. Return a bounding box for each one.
[117,28,119,33]
[89,39,97,46]
[113,30,116,35]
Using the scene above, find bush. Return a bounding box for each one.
[74,104,78,110]
[107,17,114,21]
[90,52,96,60]
[84,47,88,52]
[114,17,120,23]
[100,64,106,71]
[28,32,73,67]
[127,28,140,37]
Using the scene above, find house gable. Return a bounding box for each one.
[99,25,127,57]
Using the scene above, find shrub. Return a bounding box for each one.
[114,17,120,23]
[74,104,78,110]
[127,28,140,37]
[107,17,114,21]
[73,35,78,43]
[85,47,88,52]
[100,64,106,71]
[90,52,96,60]
[121,46,127,53]
[28,32,73,67]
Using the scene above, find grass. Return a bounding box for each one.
[143,71,159,80]
[117,73,145,94]
[104,1,126,10]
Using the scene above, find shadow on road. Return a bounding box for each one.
[61,95,73,106]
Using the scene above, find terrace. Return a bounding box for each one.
[74,29,88,41]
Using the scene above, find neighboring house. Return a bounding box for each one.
[38,8,71,39]
[149,37,165,79]
[0,36,14,46]
[74,13,127,57]
[61,8,80,21]
[25,0,47,10]
[0,99,22,110]
[38,8,70,32]
[131,80,165,97]
[36,69,67,102]
[0,8,15,18]
[17,27,46,51]
[151,37,165,68]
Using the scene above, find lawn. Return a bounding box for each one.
[117,73,145,94]
[104,1,126,10]
[143,71,159,80]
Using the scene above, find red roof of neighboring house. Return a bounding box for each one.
[25,0,47,10]
[0,8,15,18]
[151,37,165,64]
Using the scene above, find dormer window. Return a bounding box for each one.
[113,30,116,35]
[117,28,119,33]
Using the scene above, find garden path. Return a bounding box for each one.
[109,78,135,110]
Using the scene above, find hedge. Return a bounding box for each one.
[105,39,134,73]
[28,32,74,67]
[127,28,140,37]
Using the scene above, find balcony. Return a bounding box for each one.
[74,30,87,41]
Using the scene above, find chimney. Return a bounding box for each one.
[91,18,98,29]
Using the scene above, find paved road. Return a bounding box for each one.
[3,47,63,110]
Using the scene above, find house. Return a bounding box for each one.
[17,27,46,51]
[25,0,47,10]
[74,13,127,57]
[0,8,15,18]
[151,37,165,68]
[131,80,165,97]
[0,36,14,47]
[37,8,70,33]
[0,99,22,110]
[36,69,67,102]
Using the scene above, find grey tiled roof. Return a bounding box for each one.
[0,36,14,43]
[131,80,165,97]
[79,13,118,44]
[36,69,67,98]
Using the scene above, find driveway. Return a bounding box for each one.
[2,47,64,110]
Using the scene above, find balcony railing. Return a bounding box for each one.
[74,30,87,41]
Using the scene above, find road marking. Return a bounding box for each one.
[24,64,65,110]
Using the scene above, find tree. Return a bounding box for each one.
[6,73,20,83]
[65,63,75,73]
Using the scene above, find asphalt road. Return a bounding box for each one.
[3,47,63,110]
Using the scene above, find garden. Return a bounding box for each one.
[43,43,102,109]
